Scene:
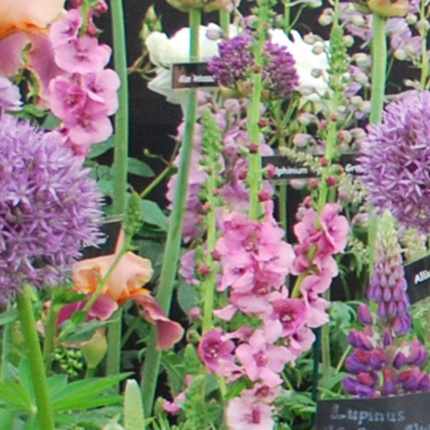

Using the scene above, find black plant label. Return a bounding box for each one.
[261,152,363,180]
[404,254,430,305]
[81,218,122,259]
[316,392,430,430]
[171,62,217,89]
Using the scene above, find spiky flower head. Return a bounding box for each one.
[360,91,430,234]
[208,33,299,100]
[343,211,430,398]
[0,114,103,300]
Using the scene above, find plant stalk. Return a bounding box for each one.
[17,285,55,430]
[107,0,130,380]
[141,7,201,415]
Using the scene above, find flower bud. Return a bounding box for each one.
[358,304,373,325]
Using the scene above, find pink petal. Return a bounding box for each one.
[0,33,27,76]
[130,293,184,350]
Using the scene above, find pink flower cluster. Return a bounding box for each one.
[292,201,349,327]
[48,4,119,155]
[193,201,348,429]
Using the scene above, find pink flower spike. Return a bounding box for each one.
[55,36,111,74]
[130,293,184,350]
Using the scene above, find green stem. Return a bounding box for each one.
[17,285,55,430]
[320,291,331,385]
[202,160,218,334]
[107,0,129,380]
[140,166,173,199]
[369,14,387,125]
[368,14,387,273]
[43,287,61,372]
[141,8,201,415]
[246,3,268,220]
[283,0,291,30]
[219,10,230,36]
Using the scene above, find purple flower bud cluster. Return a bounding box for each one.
[343,211,430,398]
[208,34,299,100]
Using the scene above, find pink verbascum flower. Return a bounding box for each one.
[198,329,241,378]
[235,329,292,387]
[54,35,111,74]
[226,390,275,430]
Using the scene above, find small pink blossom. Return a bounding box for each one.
[83,69,120,115]
[49,9,83,48]
[64,99,112,146]
[55,35,111,74]
[235,329,292,386]
[226,394,274,430]
[198,329,240,377]
[49,75,87,118]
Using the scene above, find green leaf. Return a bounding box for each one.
[128,158,155,178]
[0,381,34,412]
[87,138,115,159]
[0,307,18,326]
[97,179,114,197]
[161,351,186,395]
[62,319,111,344]
[177,278,200,315]
[140,200,168,231]
[51,374,130,411]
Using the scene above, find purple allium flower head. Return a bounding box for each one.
[360,92,430,234]
[208,33,254,88]
[0,114,102,297]
[208,34,299,100]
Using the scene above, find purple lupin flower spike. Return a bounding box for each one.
[343,210,430,398]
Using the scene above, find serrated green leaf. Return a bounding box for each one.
[87,138,115,159]
[140,200,168,231]
[128,158,155,178]
[0,381,33,412]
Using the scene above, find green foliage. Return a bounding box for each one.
[127,158,155,178]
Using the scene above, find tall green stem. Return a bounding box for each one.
[17,285,55,430]
[246,2,268,220]
[368,14,387,273]
[141,8,201,415]
[219,10,230,36]
[369,14,386,124]
[107,0,130,379]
